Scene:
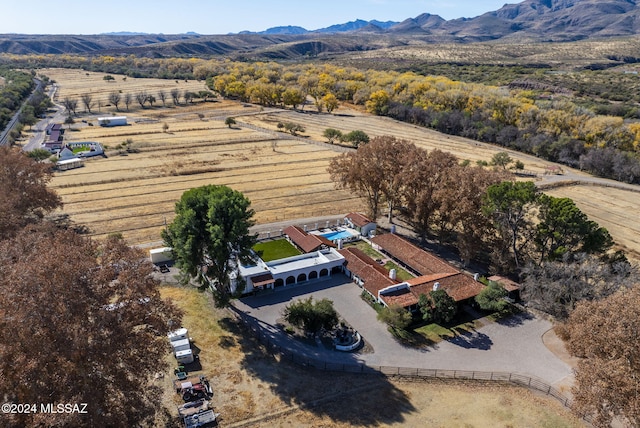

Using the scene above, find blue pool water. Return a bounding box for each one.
[320,230,354,241]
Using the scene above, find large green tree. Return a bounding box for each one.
[283,297,339,335]
[162,185,256,306]
[418,289,458,324]
[482,181,538,270]
[535,195,613,262]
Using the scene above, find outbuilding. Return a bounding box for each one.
[98,116,127,127]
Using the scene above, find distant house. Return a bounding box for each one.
[98,116,127,127]
[283,225,335,253]
[45,123,64,135]
[57,146,75,161]
[345,212,376,238]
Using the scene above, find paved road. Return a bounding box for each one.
[234,276,573,388]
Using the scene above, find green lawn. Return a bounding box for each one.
[383,261,414,281]
[253,239,301,262]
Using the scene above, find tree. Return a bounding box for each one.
[162,122,169,133]
[62,97,78,116]
[80,93,94,114]
[170,88,181,105]
[378,304,412,331]
[366,90,390,115]
[18,105,37,129]
[342,130,370,147]
[418,290,457,324]
[521,253,637,319]
[124,93,132,111]
[103,74,115,81]
[0,227,182,427]
[108,92,121,111]
[26,148,53,162]
[491,151,513,170]
[157,90,167,106]
[283,297,339,335]
[282,87,305,110]
[283,122,305,136]
[535,195,613,262]
[482,181,538,270]
[135,91,148,108]
[162,185,257,306]
[560,285,640,427]
[183,91,194,104]
[323,128,343,144]
[0,147,61,240]
[400,148,458,240]
[475,281,508,312]
[225,117,236,128]
[322,93,339,113]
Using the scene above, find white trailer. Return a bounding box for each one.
[97,116,127,127]
[168,328,188,342]
[175,349,195,364]
[171,338,191,353]
[150,247,174,264]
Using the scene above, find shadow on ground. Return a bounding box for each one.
[218,307,417,426]
[447,329,494,350]
[495,310,535,327]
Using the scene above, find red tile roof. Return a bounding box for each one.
[346,212,375,227]
[370,234,485,305]
[339,247,398,297]
[370,234,458,276]
[284,226,335,253]
[380,287,419,307]
[408,273,485,303]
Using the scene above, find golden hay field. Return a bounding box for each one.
[43,68,640,262]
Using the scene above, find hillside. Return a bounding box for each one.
[2,1,640,58]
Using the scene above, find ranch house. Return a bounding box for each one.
[344,212,376,238]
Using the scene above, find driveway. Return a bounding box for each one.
[234,275,573,387]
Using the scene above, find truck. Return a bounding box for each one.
[183,409,219,428]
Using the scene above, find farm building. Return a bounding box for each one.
[67,141,104,157]
[344,212,377,238]
[98,116,127,127]
[56,157,84,171]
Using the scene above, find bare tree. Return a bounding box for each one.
[80,93,94,114]
[62,97,78,116]
[157,90,167,106]
[170,88,181,105]
[124,93,132,111]
[108,92,121,111]
[135,92,148,108]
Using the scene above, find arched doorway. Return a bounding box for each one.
[275,278,284,287]
[286,276,296,285]
[319,269,328,277]
[297,273,307,282]
[309,271,318,280]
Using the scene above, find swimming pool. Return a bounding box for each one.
[320,230,355,241]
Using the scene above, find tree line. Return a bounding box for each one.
[0,68,35,134]
[3,55,640,183]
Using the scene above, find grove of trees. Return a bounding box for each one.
[282,297,339,335]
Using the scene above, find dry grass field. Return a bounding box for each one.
[158,285,584,428]
[43,68,640,264]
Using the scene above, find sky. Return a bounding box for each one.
[2,0,515,35]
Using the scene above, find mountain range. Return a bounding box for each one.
[1,0,640,56]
